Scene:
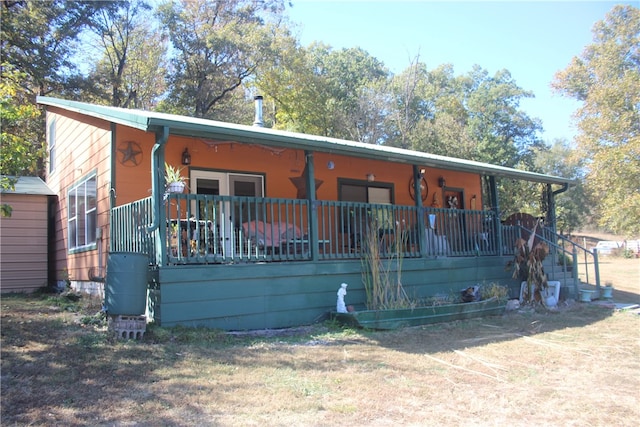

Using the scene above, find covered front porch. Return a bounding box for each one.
[109,193,597,330]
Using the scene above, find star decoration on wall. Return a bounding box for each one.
[117,141,142,166]
[289,165,323,199]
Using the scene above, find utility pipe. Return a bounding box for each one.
[146,126,170,233]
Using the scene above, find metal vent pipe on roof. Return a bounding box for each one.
[253,95,264,127]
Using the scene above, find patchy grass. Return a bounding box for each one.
[2,286,639,426]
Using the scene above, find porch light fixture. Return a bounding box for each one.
[181,148,191,165]
[366,173,375,182]
[438,176,446,188]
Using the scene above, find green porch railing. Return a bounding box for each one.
[110,197,155,264]
[536,225,600,296]
[164,194,311,264]
[112,194,541,265]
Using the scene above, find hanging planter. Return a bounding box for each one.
[166,181,186,194]
[165,163,187,194]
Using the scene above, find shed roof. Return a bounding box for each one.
[1,176,55,196]
[37,96,574,186]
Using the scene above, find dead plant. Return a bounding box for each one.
[508,219,549,305]
[361,216,412,310]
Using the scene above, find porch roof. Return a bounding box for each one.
[38,97,574,186]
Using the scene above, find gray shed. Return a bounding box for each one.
[0,177,56,293]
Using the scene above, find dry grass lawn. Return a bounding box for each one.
[2,257,639,426]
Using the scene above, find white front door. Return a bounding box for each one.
[190,170,264,256]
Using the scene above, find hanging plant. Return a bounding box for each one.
[164,163,187,193]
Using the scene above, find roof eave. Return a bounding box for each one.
[38,96,575,187]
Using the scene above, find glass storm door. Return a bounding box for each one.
[190,170,263,256]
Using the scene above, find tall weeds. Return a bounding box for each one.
[361,219,413,310]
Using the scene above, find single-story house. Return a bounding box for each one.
[37,96,588,330]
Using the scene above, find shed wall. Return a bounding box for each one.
[0,194,50,292]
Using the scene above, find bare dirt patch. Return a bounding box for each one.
[2,278,639,426]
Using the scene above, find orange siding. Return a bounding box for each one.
[0,194,50,292]
[143,138,484,209]
[113,126,155,205]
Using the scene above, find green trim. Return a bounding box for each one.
[37,96,575,186]
[110,122,116,210]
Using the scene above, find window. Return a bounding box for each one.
[48,120,56,173]
[339,181,393,204]
[338,179,394,232]
[68,173,97,252]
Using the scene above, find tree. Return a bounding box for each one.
[257,42,390,141]
[1,0,119,177]
[1,0,119,97]
[82,0,168,108]
[0,65,45,216]
[534,139,591,233]
[156,0,286,119]
[552,5,640,236]
[317,46,389,142]
[387,64,543,169]
[385,57,430,149]
[257,41,336,135]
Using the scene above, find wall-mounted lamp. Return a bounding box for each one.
[366,173,376,182]
[182,148,191,165]
[327,160,335,170]
[438,176,446,188]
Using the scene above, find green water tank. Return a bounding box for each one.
[105,252,149,315]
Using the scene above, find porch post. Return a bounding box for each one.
[305,151,320,261]
[545,184,556,233]
[413,165,427,258]
[146,126,169,266]
[488,176,503,255]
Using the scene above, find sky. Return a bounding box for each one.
[286,1,634,143]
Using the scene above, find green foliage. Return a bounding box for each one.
[553,5,640,236]
[387,63,543,170]
[0,0,118,96]
[534,139,592,233]
[83,0,167,108]
[0,65,46,216]
[164,162,186,184]
[157,0,286,119]
[257,42,390,141]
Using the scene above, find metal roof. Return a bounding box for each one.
[37,96,574,186]
[1,176,55,196]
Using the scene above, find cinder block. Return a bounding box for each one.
[109,315,146,340]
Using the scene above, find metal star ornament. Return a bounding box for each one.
[117,141,142,166]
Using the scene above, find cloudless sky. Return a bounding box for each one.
[286,1,634,143]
